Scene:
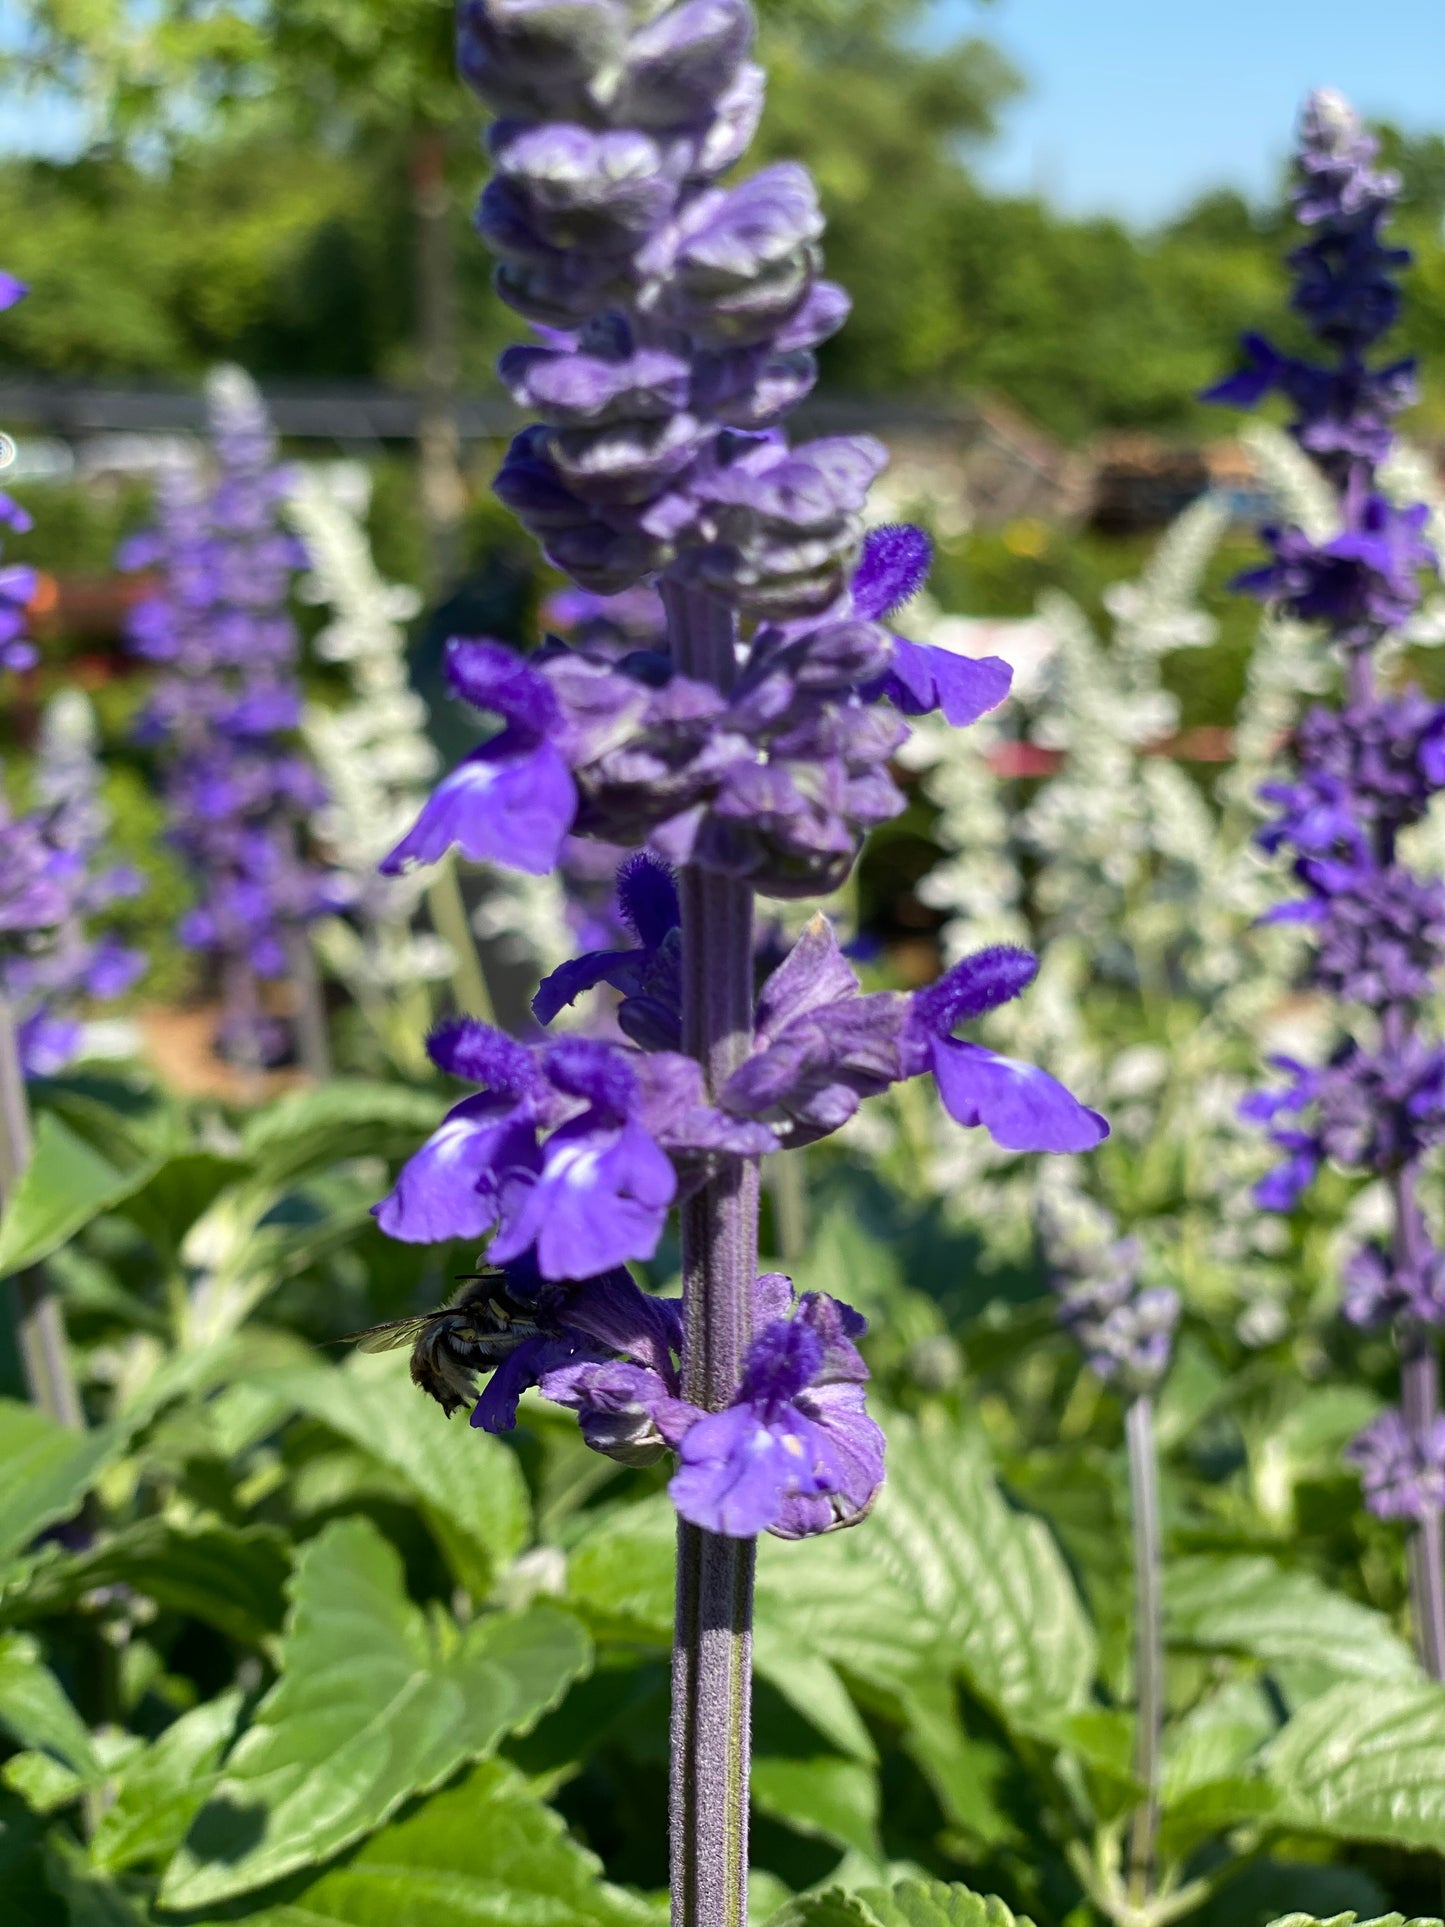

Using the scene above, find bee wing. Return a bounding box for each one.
[342,1315,439,1354]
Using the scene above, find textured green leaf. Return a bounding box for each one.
[1267,1679,1445,1853]
[205,1758,662,1926]
[0,1111,163,1279]
[257,1353,529,1593]
[90,1689,243,1873]
[0,1407,112,1570]
[160,1517,590,1907]
[759,1413,1094,1726]
[569,1413,1092,1737]
[1266,1915,1443,1926]
[766,1876,1034,1927]
[0,1633,100,1779]
[1167,1556,1416,1683]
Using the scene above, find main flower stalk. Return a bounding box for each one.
[667,583,757,1926]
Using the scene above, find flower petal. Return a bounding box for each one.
[930,1038,1108,1153]
[381,739,576,876]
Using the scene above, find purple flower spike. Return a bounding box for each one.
[0,271,26,311]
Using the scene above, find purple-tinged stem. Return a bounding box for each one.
[1393,1166,1445,1679]
[0,999,84,1428]
[1126,1391,1164,1902]
[284,927,333,1083]
[665,582,757,1927]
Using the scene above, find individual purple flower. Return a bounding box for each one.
[900,945,1109,1154]
[382,638,578,877]
[1233,491,1434,649]
[533,850,682,1047]
[373,1016,773,1277]
[851,524,1013,727]
[720,913,907,1143]
[667,1276,883,1538]
[1347,1408,1445,1522]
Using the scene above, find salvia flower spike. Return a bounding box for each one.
[1212,91,1445,1678]
[373,7,1109,1920]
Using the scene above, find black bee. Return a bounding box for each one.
[341,1268,544,1416]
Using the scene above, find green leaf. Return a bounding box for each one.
[1267,1679,1445,1853]
[752,1754,880,1858]
[757,1412,1094,1729]
[5,1523,290,1648]
[257,1353,529,1593]
[0,1633,100,1779]
[1166,1556,1417,1685]
[238,1079,447,1186]
[1265,1916,1444,1926]
[90,1689,243,1874]
[42,1834,150,1927]
[0,1402,126,1569]
[205,1758,663,1926]
[0,1110,163,1279]
[766,1876,1034,1927]
[160,1517,591,1907]
[1,1751,86,1814]
[568,1412,1093,1740]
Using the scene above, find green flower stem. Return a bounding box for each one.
[666,582,757,1927]
[0,998,83,1428]
[1126,1391,1163,1903]
[426,856,495,1024]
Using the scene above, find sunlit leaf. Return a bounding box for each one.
[1267,1680,1445,1853]
[160,1517,590,1907]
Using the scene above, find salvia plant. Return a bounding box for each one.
[118,369,346,1082]
[369,2,1107,1916]
[1207,91,1445,1678]
[284,465,459,1069]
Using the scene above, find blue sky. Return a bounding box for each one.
[948,0,1445,222]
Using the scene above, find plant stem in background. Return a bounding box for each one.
[1126,1391,1163,1902]
[410,123,465,593]
[283,928,333,1082]
[667,584,757,1927]
[426,857,494,1023]
[1402,1339,1445,1679]
[766,1147,808,1264]
[0,999,83,1428]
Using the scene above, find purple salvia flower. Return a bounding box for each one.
[1348,1408,1445,1522]
[1217,91,1445,1666]
[118,370,344,1070]
[374,13,1111,1908]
